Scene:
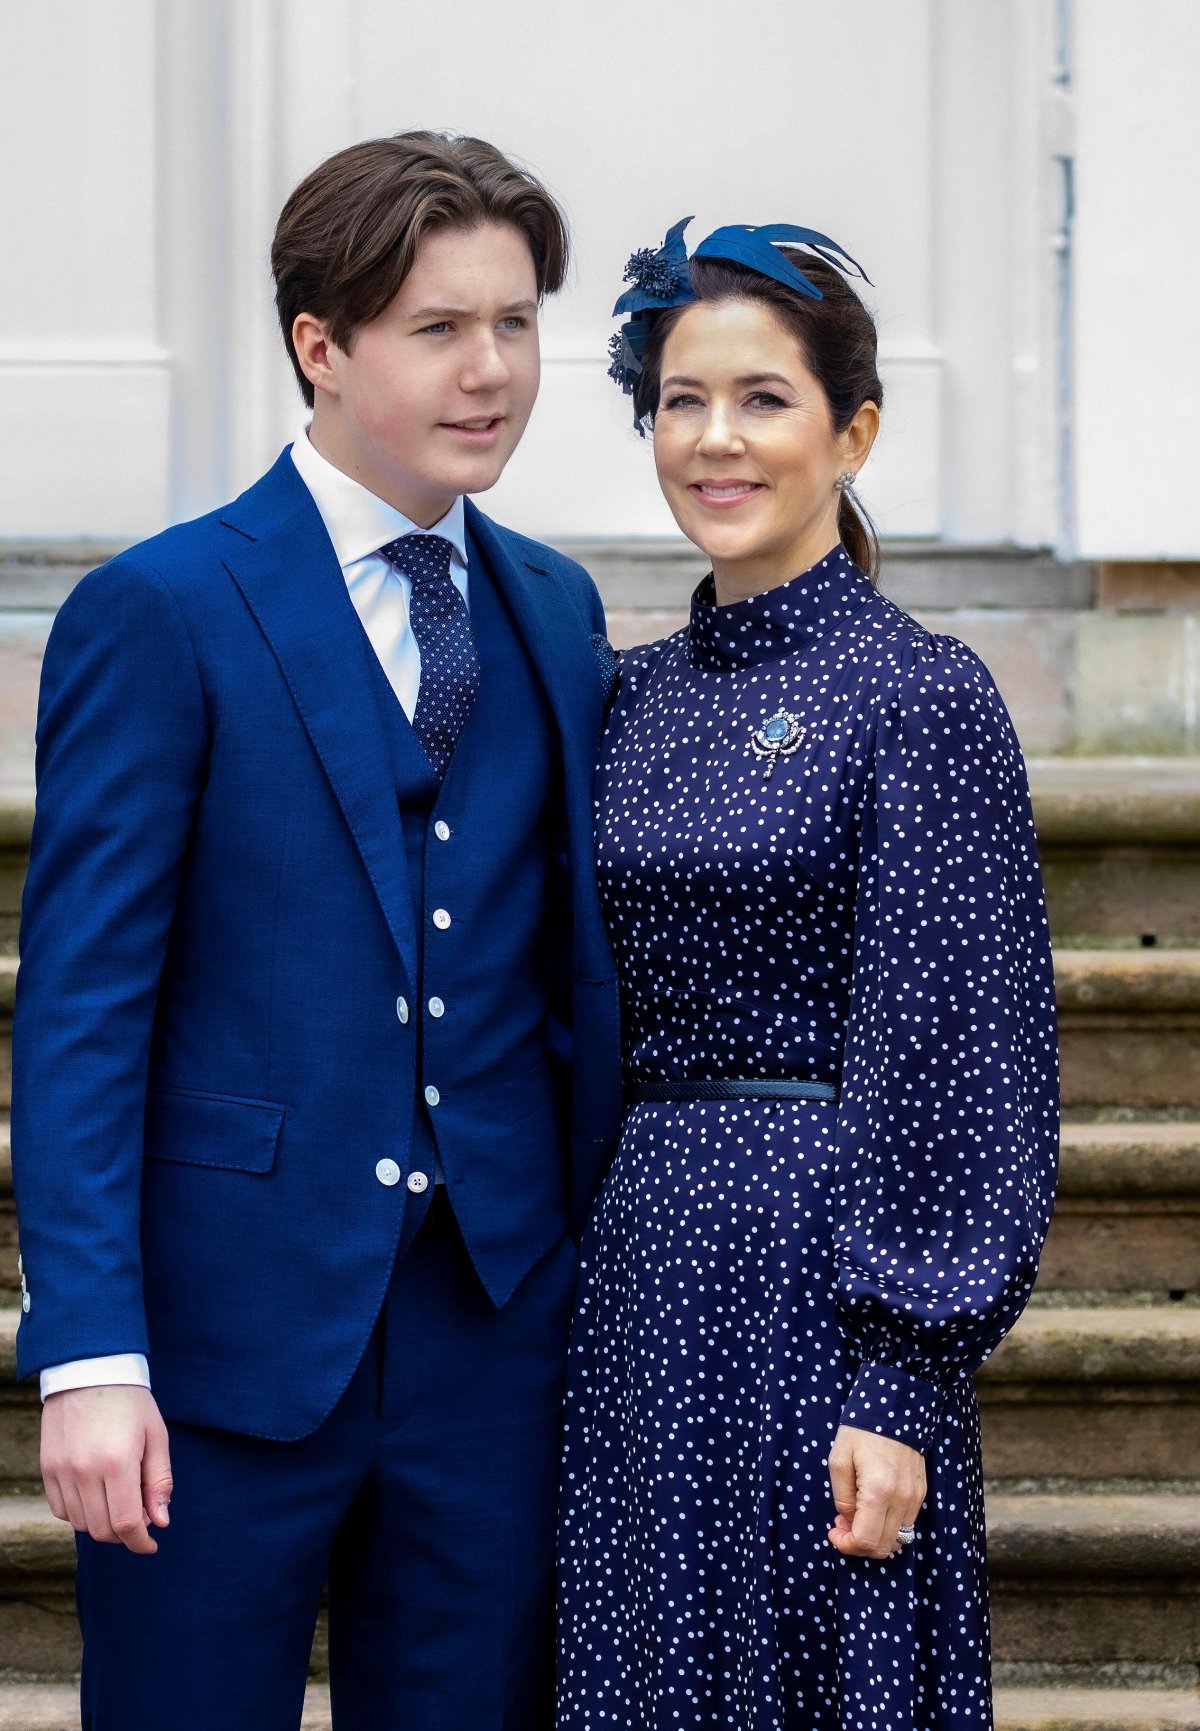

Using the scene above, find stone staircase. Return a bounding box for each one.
[1,763,1198,1727]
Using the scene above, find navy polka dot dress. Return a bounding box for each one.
[557,547,1059,1730]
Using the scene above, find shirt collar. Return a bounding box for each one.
[686,544,875,670]
[289,428,468,572]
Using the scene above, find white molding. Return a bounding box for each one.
[0,364,170,539]
[0,347,170,367]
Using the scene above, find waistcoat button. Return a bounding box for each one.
[407,1170,430,1194]
[375,1158,401,1187]
[434,820,451,841]
[424,1084,441,1107]
[428,997,445,1018]
[395,996,410,1024]
[432,909,451,930]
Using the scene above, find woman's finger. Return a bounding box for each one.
[827,1442,857,1520]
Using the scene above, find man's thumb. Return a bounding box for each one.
[141,1427,174,1528]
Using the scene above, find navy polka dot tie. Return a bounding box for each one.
[379,533,478,779]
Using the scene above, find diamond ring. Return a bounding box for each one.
[896,1524,916,1546]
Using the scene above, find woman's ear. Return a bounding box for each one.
[840,400,880,475]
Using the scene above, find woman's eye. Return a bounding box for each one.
[748,391,787,409]
[662,393,702,411]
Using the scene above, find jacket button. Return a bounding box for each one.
[375,1159,401,1187]
[428,997,445,1018]
[424,1085,441,1107]
[434,821,451,841]
[407,1171,430,1194]
[396,996,410,1024]
[21,1292,30,1314]
[432,909,451,930]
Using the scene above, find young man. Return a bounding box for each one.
[12,132,621,1729]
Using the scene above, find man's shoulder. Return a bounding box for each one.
[476,511,595,592]
[78,450,308,608]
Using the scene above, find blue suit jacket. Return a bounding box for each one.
[12,451,622,1437]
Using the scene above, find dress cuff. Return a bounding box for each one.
[40,1353,151,1403]
[840,1360,947,1455]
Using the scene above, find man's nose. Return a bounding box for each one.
[462,333,510,392]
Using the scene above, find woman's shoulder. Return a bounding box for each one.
[849,593,1009,730]
[608,625,687,700]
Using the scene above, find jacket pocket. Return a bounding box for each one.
[143,1087,287,1175]
[500,1060,560,1128]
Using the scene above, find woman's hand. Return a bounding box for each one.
[826,1423,925,1559]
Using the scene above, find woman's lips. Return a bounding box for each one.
[688,481,765,509]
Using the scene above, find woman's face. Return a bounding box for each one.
[651,298,875,599]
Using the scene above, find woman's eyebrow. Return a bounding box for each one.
[661,371,795,389]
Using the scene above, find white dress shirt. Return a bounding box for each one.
[40,432,467,1401]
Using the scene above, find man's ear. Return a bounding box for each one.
[292,313,340,401]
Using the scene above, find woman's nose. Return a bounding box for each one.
[696,407,744,456]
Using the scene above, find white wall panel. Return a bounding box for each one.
[1,0,162,537]
[1072,0,1200,558]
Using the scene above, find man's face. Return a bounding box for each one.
[308,221,542,525]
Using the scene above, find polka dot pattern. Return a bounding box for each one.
[558,547,1059,1729]
[380,532,478,778]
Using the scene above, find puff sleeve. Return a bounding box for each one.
[833,636,1059,1453]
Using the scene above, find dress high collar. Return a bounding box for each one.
[686,544,874,671]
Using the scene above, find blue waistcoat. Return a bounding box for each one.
[363,518,569,1265]
[12,450,622,1439]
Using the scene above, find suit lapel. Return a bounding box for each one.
[465,503,613,993]
[464,502,605,766]
[219,454,419,986]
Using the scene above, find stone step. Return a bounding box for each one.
[3,761,1200,951]
[978,1306,1200,1478]
[0,1498,79,1679]
[0,1496,331,1680]
[0,1680,335,1727]
[1,1488,1196,1676]
[3,949,1200,1114]
[1,1285,1195,1485]
[3,1114,1196,1297]
[1042,1121,1200,1294]
[0,1683,1194,1731]
[993,1688,1200,1730]
[1055,951,1200,1109]
[988,1489,1200,1666]
[1029,759,1200,947]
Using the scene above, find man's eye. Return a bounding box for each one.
[500,316,529,331]
[421,322,452,337]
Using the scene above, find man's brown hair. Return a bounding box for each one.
[271,131,570,407]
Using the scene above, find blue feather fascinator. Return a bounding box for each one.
[608,216,871,430]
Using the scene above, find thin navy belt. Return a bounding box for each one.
[625,1078,838,1104]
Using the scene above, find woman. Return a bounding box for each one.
[557,219,1059,1730]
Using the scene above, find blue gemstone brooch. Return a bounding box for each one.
[750,709,805,782]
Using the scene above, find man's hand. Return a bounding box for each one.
[826,1423,925,1560]
[41,1386,172,1556]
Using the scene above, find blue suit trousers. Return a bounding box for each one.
[75,1196,577,1730]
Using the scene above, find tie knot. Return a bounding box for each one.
[379,533,456,587]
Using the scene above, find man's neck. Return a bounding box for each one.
[304,417,454,529]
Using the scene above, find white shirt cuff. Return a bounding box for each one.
[40,1354,151,1402]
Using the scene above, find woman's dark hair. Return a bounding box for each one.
[633,251,884,580]
[272,131,570,408]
